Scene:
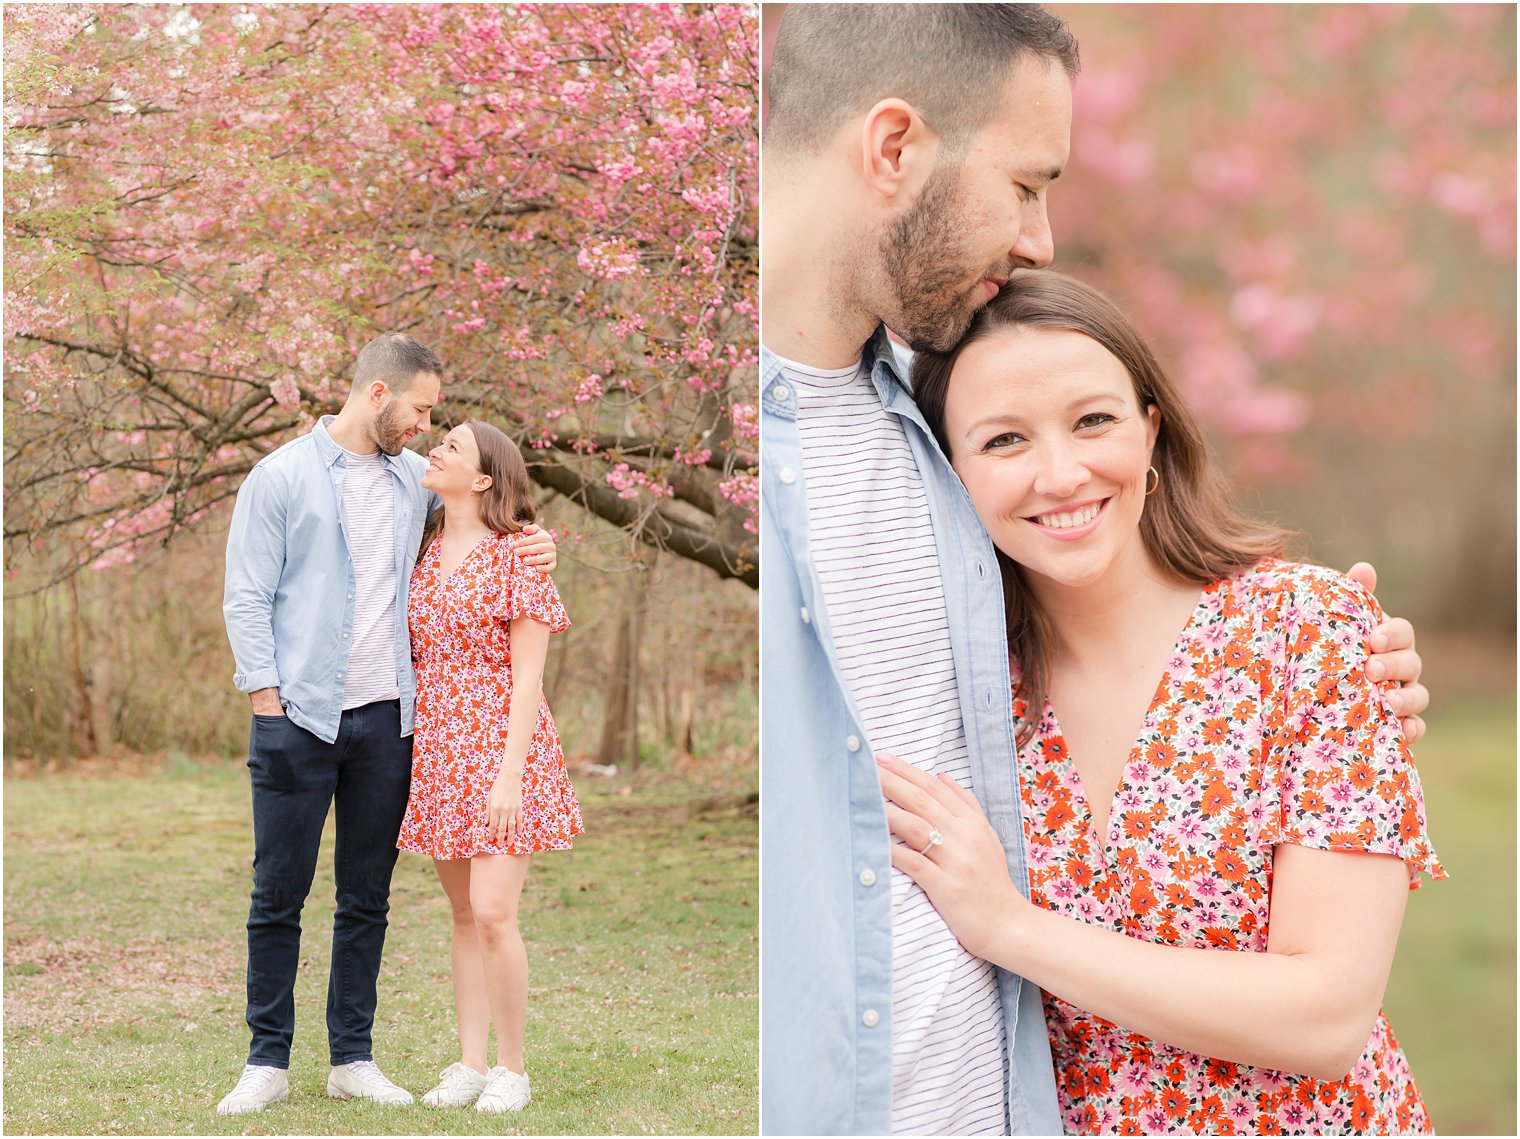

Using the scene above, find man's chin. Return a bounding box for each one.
[892,298,981,355]
[902,317,974,355]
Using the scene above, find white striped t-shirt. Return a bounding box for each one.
[786,355,1008,1136]
[338,449,401,709]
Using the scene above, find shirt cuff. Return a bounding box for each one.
[233,667,281,692]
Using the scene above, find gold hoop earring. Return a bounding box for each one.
[1144,466,1160,496]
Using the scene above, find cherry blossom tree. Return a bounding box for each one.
[5,2,759,586]
[1044,4,1514,625]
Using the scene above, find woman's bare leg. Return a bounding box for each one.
[433,857,490,1074]
[468,853,533,1072]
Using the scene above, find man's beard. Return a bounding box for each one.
[373,399,413,456]
[879,164,988,354]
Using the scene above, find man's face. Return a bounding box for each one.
[374,371,441,455]
[879,60,1072,352]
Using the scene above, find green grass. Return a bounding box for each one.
[1381,697,1515,1136]
[3,763,757,1135]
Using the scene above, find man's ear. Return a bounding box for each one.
[858,98,938,203]
[369,381,390,409]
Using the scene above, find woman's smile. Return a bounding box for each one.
[1022,496,1110,539]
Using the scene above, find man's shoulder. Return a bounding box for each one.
[244,428,322,485]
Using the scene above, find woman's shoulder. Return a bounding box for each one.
[486,528,528,559]
[1217,558,1383,641]
[1221,558,1378,614]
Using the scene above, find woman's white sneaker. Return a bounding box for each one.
[326,1059,414,1104]
[422,1062,491,1107]
[216,1064,289,1115]
[476,1066,531,1113]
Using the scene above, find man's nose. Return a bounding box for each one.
[1010,201,1055,270]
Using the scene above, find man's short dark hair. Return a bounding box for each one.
[765,4,1079,157]
[353,332,443,393]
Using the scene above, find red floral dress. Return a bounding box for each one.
[1015,560,1444,1135]
[397,531,583,859]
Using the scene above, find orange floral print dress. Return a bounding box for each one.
[397,531,583,860]
[1015,560,1444,1136]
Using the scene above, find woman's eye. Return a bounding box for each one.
[984,432,1026,451]
[1076,413,1115,430]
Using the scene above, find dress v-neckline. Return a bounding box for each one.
[1042,586,1211,851]
[435,532,493,584]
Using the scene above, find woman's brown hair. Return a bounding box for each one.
[912,270,1287,747]
[418,419,537,558]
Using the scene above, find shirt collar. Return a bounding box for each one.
[313,414,407,470]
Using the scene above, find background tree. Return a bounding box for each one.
[1045,3,1515,632]
[5,2,759,586]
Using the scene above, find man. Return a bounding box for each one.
[218,333,555,1114]
[759,6,1430,1135]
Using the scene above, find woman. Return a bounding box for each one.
[396,419,583,1113]
[880,271,1444,1134]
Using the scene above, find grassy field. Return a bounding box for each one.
[3,760,757,1136]
[1379,696,1516,1136]
[3,699,1510,1136]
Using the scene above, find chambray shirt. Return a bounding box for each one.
[223,415,433,744]
[759,330,1062,1136]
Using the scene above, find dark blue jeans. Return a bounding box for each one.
[243,700,412,1069]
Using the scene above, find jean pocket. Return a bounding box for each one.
[248,715,301,785]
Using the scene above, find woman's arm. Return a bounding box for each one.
[879,753,1410,1082]
[485,616,552,845]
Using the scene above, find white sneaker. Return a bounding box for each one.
[422,1061,491,1107]
[326,1059,414,1105]
[216,1064,289,1115]
[476,1066,531,1113]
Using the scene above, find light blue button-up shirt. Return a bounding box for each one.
[223,415,433,744]
[760,330,1062,1136]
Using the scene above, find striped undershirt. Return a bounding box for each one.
[787,356,1008,1136]
[338,448,401,710]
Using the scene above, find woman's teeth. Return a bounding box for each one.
[1033,502,1101,529]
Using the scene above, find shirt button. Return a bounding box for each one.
[800,606,811,624]
[771,383,790,401]
[342,633,349,639]
[862,1009,880,1028]
[779,467,797,485]
[846,735,861,752]
[859,868,877,887]
[336,673,344,680]
[347,594,354,601]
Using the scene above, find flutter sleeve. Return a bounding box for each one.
[490,533,571,634]
[1259,565,1444,888]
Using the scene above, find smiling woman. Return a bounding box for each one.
[913,270,1283,745]
[891,269,1445,1134]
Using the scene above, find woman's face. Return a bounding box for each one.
[943,325,1160,594]
[422,424,488,495]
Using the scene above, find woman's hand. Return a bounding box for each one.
[486,769,524,846]
[1345,561,1428,742]
[517,523,558,573]
[877,751,1028,962]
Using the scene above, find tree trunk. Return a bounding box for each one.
[596,549,653,769]
[64,575,95,765]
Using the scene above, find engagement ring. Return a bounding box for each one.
[917,828,944,855]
